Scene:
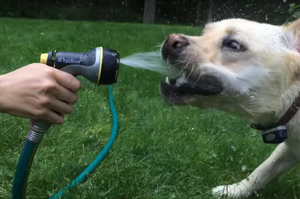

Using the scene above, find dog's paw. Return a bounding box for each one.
[212,184,252,199]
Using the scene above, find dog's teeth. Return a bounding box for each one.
[165,77,170,84]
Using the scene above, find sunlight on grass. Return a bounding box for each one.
[0,18,299,199]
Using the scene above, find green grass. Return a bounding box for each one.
[0,17,299,199]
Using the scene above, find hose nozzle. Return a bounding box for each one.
[40,47,120,85]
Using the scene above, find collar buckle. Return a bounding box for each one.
[261,126,287,144]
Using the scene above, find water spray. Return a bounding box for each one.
[12,47,120,199]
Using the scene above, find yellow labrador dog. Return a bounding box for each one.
[159,18,300,198]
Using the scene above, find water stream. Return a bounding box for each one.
[119,51,179,77]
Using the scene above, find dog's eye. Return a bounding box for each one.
[222,39,246,51]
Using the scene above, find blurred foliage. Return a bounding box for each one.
[286,3,300,23]
[0,0,296,26]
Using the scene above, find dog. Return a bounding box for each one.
[159,18,300,198]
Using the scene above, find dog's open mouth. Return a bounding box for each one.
[160,72,224,97]
[159,34,224,102]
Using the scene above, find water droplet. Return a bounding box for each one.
[254,191,260,197]
[231,145,236,151]
[241,165,247,172]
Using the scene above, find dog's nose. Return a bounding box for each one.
[162,34,189,60]
[167,34,189,49]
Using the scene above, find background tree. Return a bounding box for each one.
[143,0,157,24]
[0,0,296,26]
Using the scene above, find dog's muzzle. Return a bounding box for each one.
[160,34,224,99]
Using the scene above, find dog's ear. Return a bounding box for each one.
[282,19,300,80]
[285,18,300,52]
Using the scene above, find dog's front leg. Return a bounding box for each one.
[212,142,299,198]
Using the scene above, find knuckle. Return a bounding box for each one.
[71,94,78,103]
[54,114,65,124]
[56,120,64,125]
[44,67,55,76]
[67,77,81,91]
[39,96,51,106]
[65,92,78,104]
[33,108,47,118]
[65,105,73,114]
[74,80,81,90]
[57,118,64,124]
[43,81,56,91]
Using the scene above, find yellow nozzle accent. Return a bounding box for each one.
[40,53,48,64]
[115,69,119,80]
[97,47,103,84]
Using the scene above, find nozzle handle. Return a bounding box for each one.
[41,47,120,85]
[56,49,97,69]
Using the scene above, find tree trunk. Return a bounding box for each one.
[195,0,201,26]
[143,0,157,24]
[207,0,214,22]
[17,0,27,16]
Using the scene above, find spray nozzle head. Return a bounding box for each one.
[99,48,120,85]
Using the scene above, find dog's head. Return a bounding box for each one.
[160,18,300,124]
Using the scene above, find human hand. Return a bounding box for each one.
[0,63,81,124]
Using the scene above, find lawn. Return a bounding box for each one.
[0,17,299,199]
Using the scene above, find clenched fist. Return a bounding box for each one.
[0,63,81,124]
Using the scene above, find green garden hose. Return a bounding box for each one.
[12,138,40,198]
[12,85,119,199]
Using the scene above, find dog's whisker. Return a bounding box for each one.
[192,67,202,87]
[181,63,194,87]
[175,61,190,78]
[174,57,189,66]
